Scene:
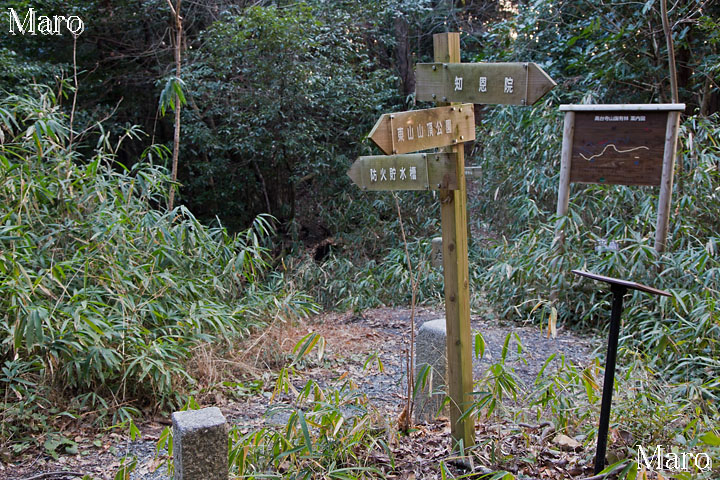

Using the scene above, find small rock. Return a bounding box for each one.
[553,434,583,451]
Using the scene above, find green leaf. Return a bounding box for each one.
[114,456,137,480]
[297,410,313,455]
[158,76,186,116]
[65,443,79,455]
[292,332,322,365]
[488,472,515,480]
[619,460,637,480]
[699,431,720,446]
[475,332,486,359]
[413,363,432,397]
[157,426,173,456]
[129,419,141,441]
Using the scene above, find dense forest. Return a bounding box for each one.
[1,0,719,478]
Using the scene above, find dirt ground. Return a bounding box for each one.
[4,307,603,480]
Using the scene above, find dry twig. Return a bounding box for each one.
[21,471,85,480]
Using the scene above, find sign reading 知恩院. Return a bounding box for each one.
[570,110,669,186]
[369,104,475,155]
[415,62,556,105]
[347,153,457,191]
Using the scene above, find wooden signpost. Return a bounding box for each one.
[347,153,458,191]
[555,104,685,252]
[369,104,475,155]
[416,62,556,105]
[430,33,475,449]
[349,32,555,450]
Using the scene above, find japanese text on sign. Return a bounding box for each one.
[415,62,556,106]
[594,115,647,122]
[450,75,516,95]
[369,103,475,155]
[369,165,417,184]
[396,119,453,144]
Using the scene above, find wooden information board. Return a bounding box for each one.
[570,110,668,186]
[555,104,685,252]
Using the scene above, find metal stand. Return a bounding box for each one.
[595,284,626,474]
[570,269,670,475]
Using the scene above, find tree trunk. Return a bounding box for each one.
[660,0,679,104]
[394,16,415,98]
[660,0,682,196]
[167,0,182,211]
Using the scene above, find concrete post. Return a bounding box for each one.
[414,319,448,424]
[172,407,228,480]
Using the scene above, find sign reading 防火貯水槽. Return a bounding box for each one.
[347,153,457,191]
[415,62,556,105]
[368,104,475,155]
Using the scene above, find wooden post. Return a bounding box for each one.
[554,111,575,249]
[435,32,475,449]
[654,110,681,253]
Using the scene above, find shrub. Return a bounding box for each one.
[471,104,720,398]
[0,86,318,443]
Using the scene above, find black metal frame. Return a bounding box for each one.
[571,269,670,475]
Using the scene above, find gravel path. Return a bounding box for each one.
[6,307,599,480]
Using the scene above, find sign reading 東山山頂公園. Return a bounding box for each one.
[368,104,475,155]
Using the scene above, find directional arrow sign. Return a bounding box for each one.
[415,62,556,105]
[368,104,475,155]
[347,153,458,191]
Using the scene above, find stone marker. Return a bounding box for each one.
[414,319,448,423]
[172,407,228,480]
[431,237,443,269]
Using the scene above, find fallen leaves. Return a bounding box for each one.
[7,307,602,480]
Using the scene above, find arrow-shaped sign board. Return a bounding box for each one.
[369,104,475,155]
[347,153,458,191]
[415,62,556,105]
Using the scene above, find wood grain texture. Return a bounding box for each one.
[557,111,575,216]
[560,103,685,112]
[569,111,667,186]
[571,269,671,297]
[554,111,575,253]
[369,104,475,155]
[416,62,555,105]
[347,153,458,191]
[433,32,475,449]
[654,110,682,252]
